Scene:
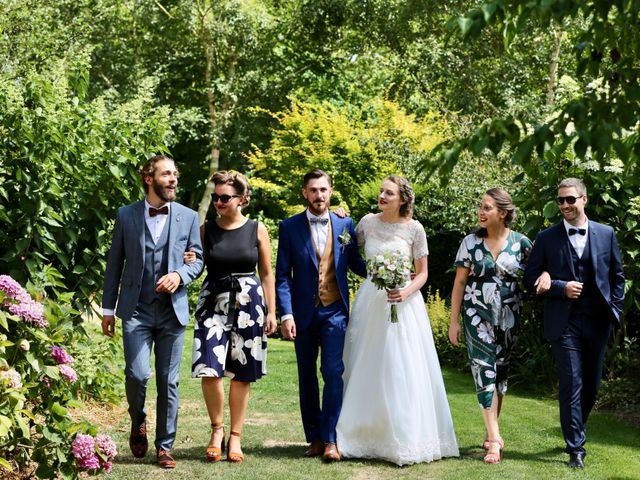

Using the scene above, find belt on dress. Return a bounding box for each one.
[207,272,255,327]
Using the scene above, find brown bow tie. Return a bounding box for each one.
[149,206,169,217]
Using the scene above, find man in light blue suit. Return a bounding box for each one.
[524,178,624,469]
[102,155,203,469]
[276,169,366,462]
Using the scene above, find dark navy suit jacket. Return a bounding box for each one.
[524,220,624,341]
[275,211,366,327]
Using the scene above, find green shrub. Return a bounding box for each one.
[425,288,467,370]
[0,273,117,478]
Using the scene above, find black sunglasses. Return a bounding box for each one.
[556,195,584,205]
[211,193,241,204]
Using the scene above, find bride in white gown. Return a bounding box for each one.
[336,176,459,465]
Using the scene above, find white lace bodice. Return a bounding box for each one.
[356,213,428,261]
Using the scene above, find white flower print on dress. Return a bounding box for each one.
[245,336,265,362]
[237,310,255,329]
[192,338,202,364]
[464,283,484,306]
[193,364,218,377]
[254,304,265,326]
[477,322,494,343]
[213,344,227,366]
[230,331,247,365]
[237,277,257,306]
[214,292,229,315]
[204,314,227,341]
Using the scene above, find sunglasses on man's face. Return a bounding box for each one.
[211,193,241,204]
[556,195,583,205]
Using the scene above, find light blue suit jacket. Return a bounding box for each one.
[102,200,204,325]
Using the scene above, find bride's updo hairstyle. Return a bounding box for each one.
[475,187,516,238]
[210,170,252,208]
[385,175,415,218]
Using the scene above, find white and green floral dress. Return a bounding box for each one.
[454,230,532,408]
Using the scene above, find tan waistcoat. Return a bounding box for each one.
[313,221,341,306]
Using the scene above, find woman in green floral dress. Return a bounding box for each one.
[449,188,533,465]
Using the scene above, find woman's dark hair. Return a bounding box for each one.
[210,171,251,208]
[475,187,516,237]
[384,175,415,218]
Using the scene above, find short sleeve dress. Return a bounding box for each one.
[454,230,532,408]
[191,219,267,382]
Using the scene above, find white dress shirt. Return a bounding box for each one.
[564,218,588,258]
[306,209,330,255]
[145,199,171,244]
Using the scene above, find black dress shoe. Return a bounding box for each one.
[568,452,585,468]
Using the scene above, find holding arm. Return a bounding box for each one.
[257,222,277,336]
[449,266,469,346]
[275,221,296,340]
[161,211,204,293]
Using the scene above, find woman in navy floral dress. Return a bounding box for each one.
[186,171,276,464]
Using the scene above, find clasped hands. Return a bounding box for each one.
[533,271,583,299]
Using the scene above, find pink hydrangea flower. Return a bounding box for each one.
[77,454,100,470]
[43,376,52,388]
[51,346,74,365]
[95,434,117,459]
[1,368,22,389]
[58,364,77,382]
[102,461,113,473]
[7,299,47,328]
[0,275,24,299]
[72,434,95,459]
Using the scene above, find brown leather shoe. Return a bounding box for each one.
[129,422,148,458]
[157,449,177,469]
[322,442,340,462]
[304,439,324,457]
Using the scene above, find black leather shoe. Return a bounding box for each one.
[568,452,585,468]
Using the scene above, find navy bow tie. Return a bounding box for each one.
[149,206,169,217]
[309,217,328,226]
[568,227,586,236]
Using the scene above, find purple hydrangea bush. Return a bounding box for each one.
[0,274,117,478]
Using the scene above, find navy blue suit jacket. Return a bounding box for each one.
[275,211,366,327]
[524,220,624,341]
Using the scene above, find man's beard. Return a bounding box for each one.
[153,180,176,202]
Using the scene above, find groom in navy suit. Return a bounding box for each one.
[102,155,203,468]
[276,169,366,462]
[524,178,624,469]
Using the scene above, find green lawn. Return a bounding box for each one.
[102,335,640,480]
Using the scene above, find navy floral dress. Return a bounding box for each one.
[191,219,267,382]
[454,230,532,408]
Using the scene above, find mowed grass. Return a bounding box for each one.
[102,332,640,480]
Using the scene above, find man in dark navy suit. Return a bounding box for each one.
[524,178,624,469]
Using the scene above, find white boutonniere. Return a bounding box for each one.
[338,227,352,252]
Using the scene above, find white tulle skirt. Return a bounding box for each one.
[336,279,459,465]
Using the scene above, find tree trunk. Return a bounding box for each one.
[546,29,563,106]
[197,147,219,223]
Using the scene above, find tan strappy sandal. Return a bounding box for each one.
[206,422,225,462]
[483,438,504,464]
[227,431,244,464]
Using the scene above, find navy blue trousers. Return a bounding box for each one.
[294,301,347,443]
[551,309,611,454]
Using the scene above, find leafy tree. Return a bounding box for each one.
[246,98,447,219]
[0,59,171,312]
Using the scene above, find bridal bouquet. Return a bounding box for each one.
[367,251,412,323]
